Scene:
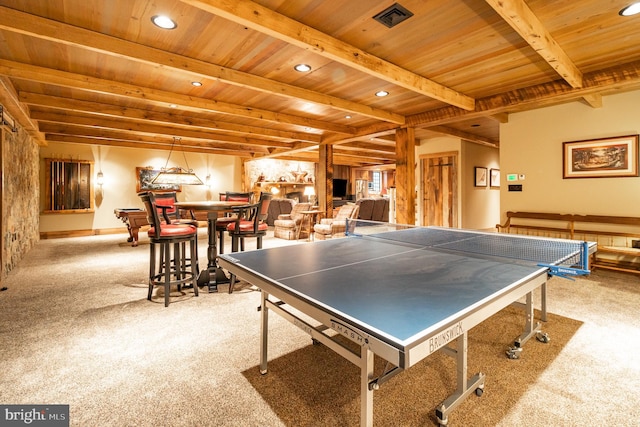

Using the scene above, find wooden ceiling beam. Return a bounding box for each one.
[45,134,252,157]
[19,92,320,143]
[38,123,273,155]
[581,94,603,108]
[0,59,354,135]
[427,125,499,147]
[486,0,583,88]
[0,76,45,144]
[0,6,403,124]
[181,0,475,111]
[342,141,396,153]
[408,60,640,127]
[33,111,292,150]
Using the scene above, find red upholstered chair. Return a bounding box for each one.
[139,191,199,307]
[226,192,272,293]
[152,191,199,227]
[227,192,273,253]
[215,192,253,254]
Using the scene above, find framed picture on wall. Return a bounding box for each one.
[490,168,500,187]
[563,134,639,178]
[136,167,182,192]
[474,167,487,187]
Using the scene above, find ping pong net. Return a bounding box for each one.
[344,219,593,278]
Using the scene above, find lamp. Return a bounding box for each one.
[304,186,316,206]
[152,137,203,185]
[96,171,104,186]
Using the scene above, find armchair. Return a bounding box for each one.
[313,203,360,240]
[273,202,312,240]
[226,192,273,253]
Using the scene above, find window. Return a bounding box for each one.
[370,171,382,193]
[45,158,94,213]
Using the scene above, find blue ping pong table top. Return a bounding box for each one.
[219,227,582,348]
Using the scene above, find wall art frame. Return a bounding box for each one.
[490,168,500,187]
[563,135,639,179]
[474,166,487,187]
[136,167,182,192]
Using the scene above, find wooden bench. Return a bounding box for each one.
[496,211,640,274]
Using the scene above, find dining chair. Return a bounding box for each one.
[152,191,199,226]
[139,191,199,307]
[225,192,272,293]
[215,191,252,254]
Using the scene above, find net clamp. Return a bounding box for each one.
[538,264,590,280]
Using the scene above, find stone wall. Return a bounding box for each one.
[2,126,40,278]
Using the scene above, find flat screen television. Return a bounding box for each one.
[332,179,348,198]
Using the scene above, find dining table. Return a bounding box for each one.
[174,200,248,292]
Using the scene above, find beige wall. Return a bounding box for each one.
[39,142,242,233]
[416,136,500,229]
[500,90,640,220]
[461,141,500,230]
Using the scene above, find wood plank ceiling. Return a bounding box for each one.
[1,0,640,167]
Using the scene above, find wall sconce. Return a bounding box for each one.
[96,171,104,187]
[270,186,280,195]
[205,174,212,188]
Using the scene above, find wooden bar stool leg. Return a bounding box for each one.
[148,243,156,301]
[163,242,171,307]
[191,238,199,296]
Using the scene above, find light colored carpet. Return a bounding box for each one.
[0,230,638,426]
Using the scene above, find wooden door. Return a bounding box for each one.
[421,153,458,227]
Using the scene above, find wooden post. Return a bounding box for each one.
[395,127,416,225]
[318,144,333,217]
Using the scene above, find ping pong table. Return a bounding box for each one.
[218,222,595,426]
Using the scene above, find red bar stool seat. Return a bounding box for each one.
[139,191,199,307]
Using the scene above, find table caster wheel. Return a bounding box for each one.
[536,331,550,343]
[475,387,484,397]
[506,346,522,359]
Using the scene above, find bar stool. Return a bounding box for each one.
[139,191,199,307]
[226,192,272,293]
[214,191,252,254]
[152,191,200,275]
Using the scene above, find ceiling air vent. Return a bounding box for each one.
[372,3,414,28]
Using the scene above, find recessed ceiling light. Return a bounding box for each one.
[375,90,389,97]
[191,81,203,87]
[169,104,178,108]
[345,115,352,119]
[620,2,640,16]
[151,15,177,29]
[294,64,311,72]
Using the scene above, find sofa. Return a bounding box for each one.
[273,202,312,240]
[356,197,389,222]
[266,198,295,226]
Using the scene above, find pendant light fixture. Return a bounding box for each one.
[152,137,204,185]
